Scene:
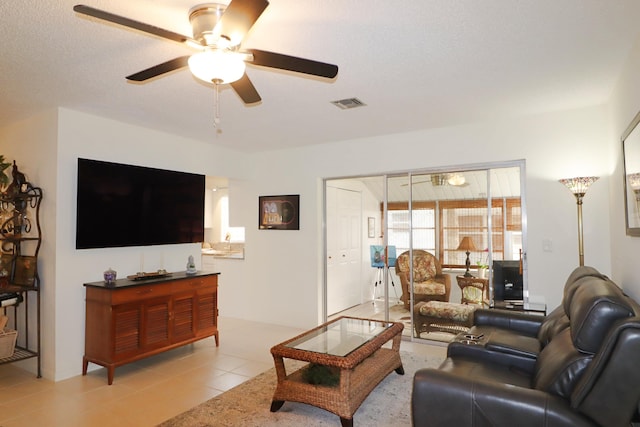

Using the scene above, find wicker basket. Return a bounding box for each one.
[0,328,17,358]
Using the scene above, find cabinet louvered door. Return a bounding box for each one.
[142,297,171,350]
[197,289,217,335]
[172,294,195,342]
[113,304,142,357]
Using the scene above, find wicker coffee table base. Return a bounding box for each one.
[270,318,404,427]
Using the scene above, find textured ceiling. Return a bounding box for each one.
[2,0,640,152]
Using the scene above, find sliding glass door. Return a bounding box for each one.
[324,162,526,341]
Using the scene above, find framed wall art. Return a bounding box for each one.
[13,255,37,286]
[368,217,375,238]
[259,195,300,230]
[0,253,13,278]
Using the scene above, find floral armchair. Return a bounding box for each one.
[395,250,451,309]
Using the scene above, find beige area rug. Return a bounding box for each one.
[158,351,445,427]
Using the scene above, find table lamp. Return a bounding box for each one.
[457,237,477,277]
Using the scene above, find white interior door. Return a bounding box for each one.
[326,186,362,315]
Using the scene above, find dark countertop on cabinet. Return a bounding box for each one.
[84,270,220,289]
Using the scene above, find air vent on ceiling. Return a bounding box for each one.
[331,97,366,110]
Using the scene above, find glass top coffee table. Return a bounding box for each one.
[270,316,404,427]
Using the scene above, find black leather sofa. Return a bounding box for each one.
[412,266,640,427]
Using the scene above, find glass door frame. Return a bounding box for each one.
[322,160,527,340]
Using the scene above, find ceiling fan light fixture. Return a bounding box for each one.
[189,3,226,46]
[448,174,466,186]
[188,50,246,84]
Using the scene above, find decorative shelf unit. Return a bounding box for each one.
[0,162,42,377]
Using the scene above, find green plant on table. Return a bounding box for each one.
[476,248,490,269]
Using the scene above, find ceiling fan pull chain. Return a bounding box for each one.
[213,81,221,129]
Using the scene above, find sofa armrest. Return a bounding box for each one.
[473,308,543,336]
[412,369,598,427]
[447,340,537,373]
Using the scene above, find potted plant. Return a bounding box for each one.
[476,248,490,278]
[476,261,489,278]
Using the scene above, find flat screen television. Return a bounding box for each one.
[492,260,523,301]
[76,158,205,249]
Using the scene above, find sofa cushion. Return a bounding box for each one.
[536,267,606,347]
[562,266,607,315]
[571,320,640,427]
[563,266,606,289]
[437,355,533,388]
[414,280,446,296]
[396,250,438,282]
[533,329,593,398]
[485,331,541,359]
[568,278,633,354]
[413,255,437,282]
[537,305,570,345]
[418,301,476,323]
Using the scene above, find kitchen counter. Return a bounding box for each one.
[202,242,244,259]
[202,248,244,259]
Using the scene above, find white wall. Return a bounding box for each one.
[204,188,226,243]
[222,106,611,330]
[54,108,246,380]
[608,36,640,301]
[0,109,58,377]
[0,101,614,382]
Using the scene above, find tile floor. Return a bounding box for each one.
[0,316,446,427]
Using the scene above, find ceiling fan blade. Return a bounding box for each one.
[126,56,190,82]
[214,0,269,46]
[401,180,430,186]
[247,49,338,78]
[230,73,262,104]
[73,4,198,45]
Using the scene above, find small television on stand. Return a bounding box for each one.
[492,260,523,302]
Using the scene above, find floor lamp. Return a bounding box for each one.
[559,176,599,266]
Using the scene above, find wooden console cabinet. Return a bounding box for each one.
[82,271,219,384]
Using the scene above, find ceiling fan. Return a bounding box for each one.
[402,174,469,187]
[72,1,339,105]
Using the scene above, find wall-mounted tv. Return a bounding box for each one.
[76,158,205,249]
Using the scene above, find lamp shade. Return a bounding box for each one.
[628,173,640,191]
[457,237,477,252]
[559,176,599,196]
[188,50,246,84]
